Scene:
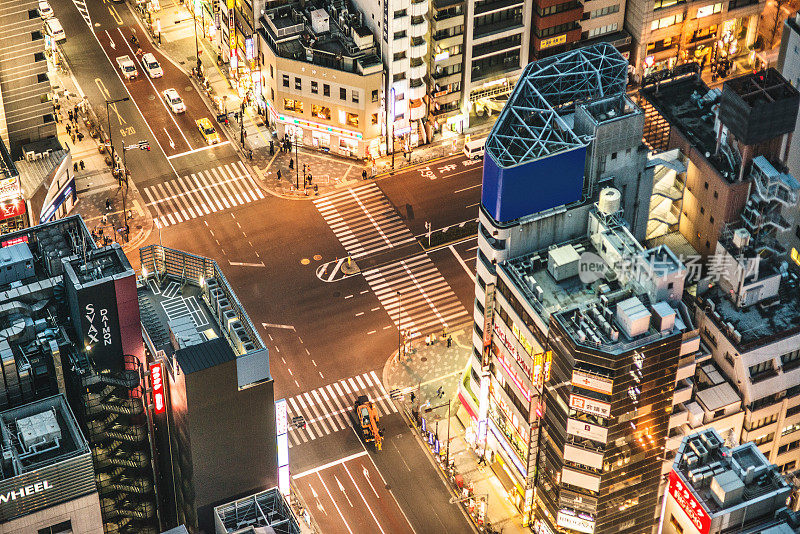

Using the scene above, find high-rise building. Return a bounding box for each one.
[459,44,680,530]
[623,0,763,80]
[776,14,800,259]
[661,429,798,534]
[0,0,57,153]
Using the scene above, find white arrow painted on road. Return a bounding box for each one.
[106,30,115,49]
[309,484,327,515]
[335,475,353,507]
[363,466,380,498]
[163,127,175,149]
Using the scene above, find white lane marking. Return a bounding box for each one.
[293,451,368,479]
[449,244,476,282]
[344,463,387,534]
[317,473,355,534]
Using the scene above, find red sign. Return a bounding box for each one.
[668,470,710,534]
[1,235,28,247]
[0,200,25,222]
[150,362,165,414]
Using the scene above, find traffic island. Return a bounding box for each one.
[340,256,360,275]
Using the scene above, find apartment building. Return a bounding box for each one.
[623,0,763,79]
[257,2,384,159]
[777,14,800,259]
[352,0,430,148]
[689,227,800,478]
[0,0,57,154]
[637,67,800,256]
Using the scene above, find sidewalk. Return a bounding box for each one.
[131,0,497,198]
[383,328,530,534]
[49,52,154,254]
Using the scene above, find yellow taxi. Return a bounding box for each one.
[196,117,221,145]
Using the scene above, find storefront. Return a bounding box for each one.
[268,102,370,159]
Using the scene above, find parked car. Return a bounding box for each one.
[116,55,138,80]
[39,1,53,19]
[45,18,65,43]
[141,53,163,78]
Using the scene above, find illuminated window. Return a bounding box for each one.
[651,12,684,30]
[696,2,722,17]
[283,98,304,113]
[346,112,359,127]
[372,113,378,125]
[311,105,331,120]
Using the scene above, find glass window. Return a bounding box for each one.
[352,91,359,104]
[311,105,330,120]
[346,112,359,127]
[696,2,722,17]
[394,30,407,39]
[283,98,304,113]
[295,77,302,90]
[323,84,330,97]
[340,88,347,100]
[372,90,379,102]
[311,81,318,94]
[372,113,378,124]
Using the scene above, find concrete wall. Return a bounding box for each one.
[0,492,104,534]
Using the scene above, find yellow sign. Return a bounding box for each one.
[540,34,567,50]
[227,0,234,8]
[791,247,800,266]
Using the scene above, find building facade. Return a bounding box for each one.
[0,0,57,154]
[257,2,384,160]
[624,0,763,79]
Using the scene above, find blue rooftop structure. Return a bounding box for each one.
[481,43,629,223]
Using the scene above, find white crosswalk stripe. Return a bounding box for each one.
[72,0,91,26]
[363,254,469,336]
[144,161,264,228]
[286,371,397,447]
[313,183,416,259]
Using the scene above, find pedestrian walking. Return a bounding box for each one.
[277,169,282,181]
[289,158,294,170]
[73,105,78,119]
[65,123,71,135]
[447,335,452,348]
[248,149,253,160]
[74,162,79,172]
[105,199,111,211]
[362,169,367,180]
[269,140,274,155]
[68,110,73,123]
[79,160,85,170]
[77,131,84,142]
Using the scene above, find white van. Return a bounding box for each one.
[46,18,65,43]
[463,138,486,159]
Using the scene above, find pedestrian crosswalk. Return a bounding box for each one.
[72,0,91,26]
[363,254,469,336]
[286,371,396,447]
[143,161,264,228]
[313,183,417,259]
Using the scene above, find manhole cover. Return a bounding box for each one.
[313,254,322,261]
[185,86,193,91]
[420,357,427,362]
[385,485,391,490]
[148,95,155,100]
[333,291,341,297]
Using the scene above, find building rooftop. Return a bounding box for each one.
[640,74,737,180]
[485,43,628,168]
[138,246,270,381]
[259,0,382,76]
[672,429,790,517]
[502,209,688,353]
[213,487,300,534]
[0,394,89,482]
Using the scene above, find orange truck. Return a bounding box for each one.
[354,395,383,451]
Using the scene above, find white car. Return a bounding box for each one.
[39,1,53,19]
[116,55,138,80]
[141,53,163,78]
[163,89,185,114]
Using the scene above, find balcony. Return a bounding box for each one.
[410,37,428,58]
[392,56,410,73]
[409,58,427,79]
[411,0,429,17]
[672,378,693,405]
[750,367,780,384]
[475,0,524,15]
[474,18,523,39]
[409,98,426,120]
[410,15,429,38]
[408,78,427,100]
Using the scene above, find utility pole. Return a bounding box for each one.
[119,140,150,242]
[105,97,130,180]
[397,291,402,362]
[294,131,299,190]
[192,0,201,75]
[391,123,395,170]
[240,101,245,146]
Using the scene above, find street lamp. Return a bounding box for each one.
[105,97,130,176]
[396,291,403,362]
[118,140,150,242]
[425,400,452,467]
[192,0,201,75]
[294,130,300,190]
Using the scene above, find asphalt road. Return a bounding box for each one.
[53,0,483,530]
